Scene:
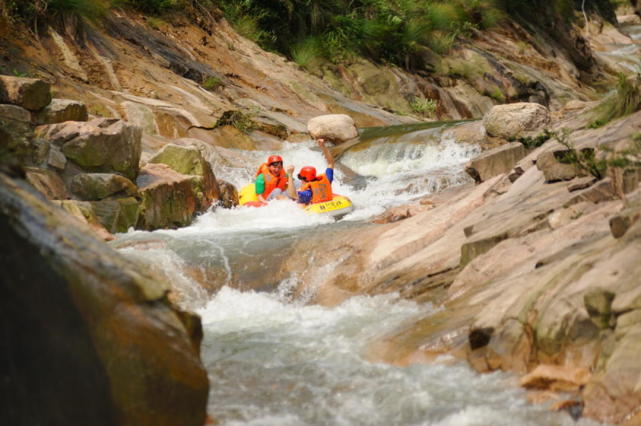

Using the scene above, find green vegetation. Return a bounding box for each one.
[512,129,553,149]
[215,0,508,71]
[555,129,607,180]
[409,97,438,117]
[202,75,223,91]
[589,73,641,128]
[1,0,618,72]
[214,110,256,133]
[555,128,641,182]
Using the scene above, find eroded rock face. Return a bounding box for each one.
[483,102,550,140]
[307,114,358,142]
[0,174,208,426]
[0,75,51,111]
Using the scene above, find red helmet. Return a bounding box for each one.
[298,166,317,181]
[267,155,283,165]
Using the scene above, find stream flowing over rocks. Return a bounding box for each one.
[4,4,641,425]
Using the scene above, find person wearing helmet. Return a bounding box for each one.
[287,138,335,204]
[255,154,289,202]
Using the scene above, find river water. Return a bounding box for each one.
[113,125,600,425]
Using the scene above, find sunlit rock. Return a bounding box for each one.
[536,149,585,183]
[148,143,220,211]
[483,102,550,140]
[0,75,51,111]
[136,163,197,230]
[520,364,591,392]
[465,142,527,183]
[307,114,358,143]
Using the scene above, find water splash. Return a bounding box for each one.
[199,287,599,426]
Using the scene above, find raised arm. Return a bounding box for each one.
[286,165,297,199]
[317,138,334,169]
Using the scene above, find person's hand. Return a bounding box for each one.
[317,138,325,148]
[286,165,294,174]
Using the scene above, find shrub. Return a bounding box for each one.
[589,73,641,128]
[410,97,438,117]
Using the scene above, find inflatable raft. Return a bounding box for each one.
[238,183,353,217]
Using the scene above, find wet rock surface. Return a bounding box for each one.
[0,174,208,426]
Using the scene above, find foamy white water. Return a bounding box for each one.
[200,286,599,426]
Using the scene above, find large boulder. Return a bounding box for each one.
[307,114,358,143]
[0,75,51,111]
[0,174,208,426]
[148,144,220,211]
[35,118,142,180]
[483,102,550,140]
[136,163,197,230]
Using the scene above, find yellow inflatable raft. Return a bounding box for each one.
[239,182,353,217]
[303,195,353,217]
[238,183,261,206]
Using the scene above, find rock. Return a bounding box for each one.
[33,99,88,125]
[584,289,615,329]
[0,175,208,426]
[0,104,34,158]
[35,118,142,180]
[307,114,358,143]
[69,173,138,201]
[0,75,51,111]
[483,102,550,140]
[24,167,70,200]
[47,145,67,170]
[148,144,220,211]
[53,199,114,241]
[520,364,591,392]
[465,142,527,183]
[460,232,509,267]
[609,189,641,238]
[536,149,584,182]
[252,115,289,139]
[216,179,239,209]
[564,178,617,207]
[89,197,140,233]
[136,163,197,230]
[122,101,157,135]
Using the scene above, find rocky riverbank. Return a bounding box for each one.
[3,5,641,425]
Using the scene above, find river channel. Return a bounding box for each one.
[113,123,601,425]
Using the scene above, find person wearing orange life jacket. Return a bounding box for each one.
[287,138,335,204]
[255,155,289,202]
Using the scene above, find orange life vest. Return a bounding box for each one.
[301,174,333,204]
[256,163,287,198]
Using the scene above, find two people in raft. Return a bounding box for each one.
[254,138,334,205]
